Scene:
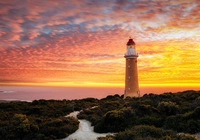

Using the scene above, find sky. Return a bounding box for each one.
[0,0,200,89]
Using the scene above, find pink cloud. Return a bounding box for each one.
[0,0,199,86]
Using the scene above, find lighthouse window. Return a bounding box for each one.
[129,76,130,79]
[128,88,130,90]
[128,65,130,68]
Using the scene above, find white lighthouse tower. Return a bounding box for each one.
[124,38,140,98]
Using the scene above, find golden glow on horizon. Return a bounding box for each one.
[0,0,200,89]
[1,82,200,89]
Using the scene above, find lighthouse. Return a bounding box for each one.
[124,38,140,98]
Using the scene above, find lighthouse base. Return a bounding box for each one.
[124,90,140,98]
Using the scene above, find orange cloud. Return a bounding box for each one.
[0,0,199,88]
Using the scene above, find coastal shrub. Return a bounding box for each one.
[138,116,163,127]
[186,119,200,134]
[165,112,200,134]
[115,125,176,140]
[11,114,31,138]
[94,107,135,133]
[191,96,200,109]
[78,95,125,127]
[100,101,122,112]
[1,90,200,139]
[94,109,125,132]
[98,135,114,140]
[157,101,179,116]
[136,104,159,117]
[164,115,181,131]
[115,129,137,140]
[0,100,80,140]
[177,133,196,140]
[177,90,200,101]
[78,107,103,126]
[72,98,99,111]
[3,113,39,139]
[40,117,79,138]
[192,106,200,119]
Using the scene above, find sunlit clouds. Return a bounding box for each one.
[0,0,200,88]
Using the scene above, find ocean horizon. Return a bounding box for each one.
[0,86,199,102]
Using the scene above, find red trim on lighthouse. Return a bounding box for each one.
[127,39,135,45]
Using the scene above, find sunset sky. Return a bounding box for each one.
[0,0,200,89]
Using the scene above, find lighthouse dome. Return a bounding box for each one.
[127,39,135,45]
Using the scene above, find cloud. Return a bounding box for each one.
[0,0,200,86]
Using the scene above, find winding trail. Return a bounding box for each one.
[62,110,113,140]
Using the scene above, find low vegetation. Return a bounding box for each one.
[0,98,98,139]
[0,90,199,139]
[78,90,200,139]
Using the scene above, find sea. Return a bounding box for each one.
[0,86,199,102]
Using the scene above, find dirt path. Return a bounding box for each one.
[62,111,113,140]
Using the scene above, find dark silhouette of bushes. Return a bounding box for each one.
[115,125,177,140]
[78,90,200,139]
[115,125,196,140]
[157,101,179,116]
[78,95,125,127]
[94,107,135,132]
[0,100,81,139]
[164,106,200,134]
[1,90,200,139]
[138,116,163,127]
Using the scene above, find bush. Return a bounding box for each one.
[164,115,183,131]
[97,135,114,140]
[1,90,200,139]
[115,125,176,140]
[177,133,196,140]
[138,116,163,127]
[187,119,200,134]
[158,101,179,116]
[40,117,79,139]
[94,110,125,132]
[94,107,135,133]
